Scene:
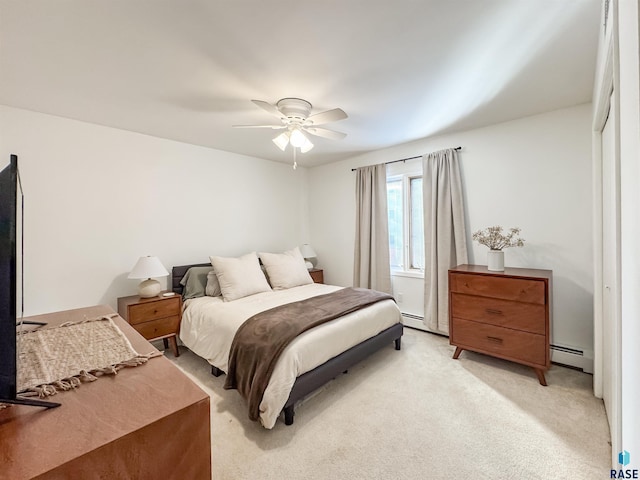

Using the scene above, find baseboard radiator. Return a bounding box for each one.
[401,313,594,374]
[550,344,593,373]
[401,313,428,331]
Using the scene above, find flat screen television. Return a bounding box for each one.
[0,154,58,408]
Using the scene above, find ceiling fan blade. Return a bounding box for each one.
[306,108,348,126]
[232,124,285,129]
[305,127,347,140]
[251,100,287,119]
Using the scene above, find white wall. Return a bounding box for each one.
[0,102,599,374]
[308,104,593,358]
[0,106,309,316]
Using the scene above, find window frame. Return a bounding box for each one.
[387,172,425,278]
[407,175,424,271]
[386,176,404,272]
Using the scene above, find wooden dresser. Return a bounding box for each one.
[448,265,552,385]
[0,305,211,479]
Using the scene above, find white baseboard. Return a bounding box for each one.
[401,313,428,331]
[551,345,594,373]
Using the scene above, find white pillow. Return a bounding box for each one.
[259,247,313,290]
[205,270,222,297]
[209,252,271,301]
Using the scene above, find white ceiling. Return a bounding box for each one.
[0,1,600,167]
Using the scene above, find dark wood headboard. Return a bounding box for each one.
[171,263,210,295]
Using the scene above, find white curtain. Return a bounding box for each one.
[423,149,468,333]
[353,164,392,293]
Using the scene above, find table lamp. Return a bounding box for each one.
[128,256,169,298]
[299,244,317,270]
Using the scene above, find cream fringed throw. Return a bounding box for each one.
[17,314,161,398]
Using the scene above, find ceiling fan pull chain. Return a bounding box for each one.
[293,147,297,170]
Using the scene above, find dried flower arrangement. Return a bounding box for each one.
[472,226,525,251]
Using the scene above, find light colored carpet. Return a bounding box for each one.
[166,328,610,480]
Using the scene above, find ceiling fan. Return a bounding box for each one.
[233,98,348,153]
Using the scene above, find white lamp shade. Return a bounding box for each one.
[272,132,289,151]
[272,129,313,153]
[289,128,307,148]
[128,256,169,279]
[300,244,317,259]
[300,137,314,153]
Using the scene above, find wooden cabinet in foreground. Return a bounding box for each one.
[0,305,211,480]
[448,264,552,385]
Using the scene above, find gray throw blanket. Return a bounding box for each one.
[224,287,394,421]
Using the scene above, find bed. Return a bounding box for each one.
[172,260,403,429]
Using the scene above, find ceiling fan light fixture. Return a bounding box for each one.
[272,132,289,151]
[300,137,314,153]
[237,98,348,157]
[289,128,307,148]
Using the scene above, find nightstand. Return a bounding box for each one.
[309,268,324,284]
[117,292,182,357]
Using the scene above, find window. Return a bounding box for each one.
[409,177,424,270]
[387,174,424,275]
[387,179,403,270]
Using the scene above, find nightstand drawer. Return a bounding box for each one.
[449,273,545,304]
[450,293,545,334]
[451,317,546,366]
[128,297,180,325]
[134,315,180,340]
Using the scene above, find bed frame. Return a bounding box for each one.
[172,263,403,426]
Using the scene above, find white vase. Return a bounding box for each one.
[487,250,505,271]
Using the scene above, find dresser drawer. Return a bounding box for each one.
[128,297,180,325]
[134,315,180,340]
[451,317,547,366]
[449,273,545,304]
[450,293,546,334]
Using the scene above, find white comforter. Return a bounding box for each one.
[179,283,402,429]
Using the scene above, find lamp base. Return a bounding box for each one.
[305,261,313,270]
[138,278,161,298]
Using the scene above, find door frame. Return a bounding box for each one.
[592,0,621,463]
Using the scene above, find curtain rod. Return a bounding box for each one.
[351,146,462,171]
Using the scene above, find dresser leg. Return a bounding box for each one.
[168,335,180,357]
[452,347,463,359]
[534,368,547,386]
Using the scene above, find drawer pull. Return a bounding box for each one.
[485,308,503,315]
[486,336,503,344]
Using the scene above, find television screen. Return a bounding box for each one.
[0,155,58,408]
[0,155,18,399]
